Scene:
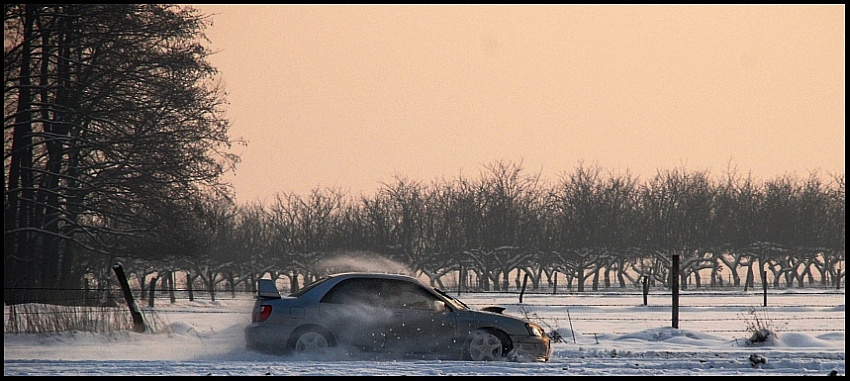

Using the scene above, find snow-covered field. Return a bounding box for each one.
[4,289,845,376]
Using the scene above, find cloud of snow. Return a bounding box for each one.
[316,250,414,276]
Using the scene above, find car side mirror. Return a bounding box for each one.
[434,300,448,312]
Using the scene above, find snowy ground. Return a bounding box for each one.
[4,289,845,376]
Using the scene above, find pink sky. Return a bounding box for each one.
[193,5,844,204]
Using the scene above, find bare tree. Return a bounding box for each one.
[4,5,239,303]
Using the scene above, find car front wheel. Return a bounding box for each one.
[464,329,510,361]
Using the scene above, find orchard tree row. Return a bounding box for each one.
[110,161,844,302]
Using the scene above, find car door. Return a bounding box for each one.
[379,279,457,357]
[319,278,388,352]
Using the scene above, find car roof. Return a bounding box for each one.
[322,272,436,288]
[325,272,421,281]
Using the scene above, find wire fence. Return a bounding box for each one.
[5,284,844,336]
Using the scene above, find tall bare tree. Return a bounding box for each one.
[4,5,239,303]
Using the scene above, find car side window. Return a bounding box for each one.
[320,278,382,306]
[382,279,442,310]
[320,277,445,311]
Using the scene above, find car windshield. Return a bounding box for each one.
[433,287,470,310]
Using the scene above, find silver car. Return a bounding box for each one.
[244,272,551,362]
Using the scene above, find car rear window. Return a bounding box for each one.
[288,276,331,297]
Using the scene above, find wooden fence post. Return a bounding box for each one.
[836,269,842,290]
[457,264,464,296]
[84,277,91,306]
[671,254,679,329]
[187,273,194,301]
[519,273,529,304]
[167,271,176,304]
[148,277,157,308]
[762,270,768,307]
[552,271,558,295]
[112,263,146,333]
[208,271,216,302]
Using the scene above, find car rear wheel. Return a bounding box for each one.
[464,329,510,361]
[291,329,332,354]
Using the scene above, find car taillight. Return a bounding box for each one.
[252,305,272,323]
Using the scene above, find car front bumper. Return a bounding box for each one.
[510,335,551,362]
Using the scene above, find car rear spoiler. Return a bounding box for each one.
[257,278,282,299]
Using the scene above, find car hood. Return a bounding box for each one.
[480,306,506,314]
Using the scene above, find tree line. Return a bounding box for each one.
[4,5,844,305]
[108,162,845,303]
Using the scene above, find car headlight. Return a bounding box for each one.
[526,323,545,337]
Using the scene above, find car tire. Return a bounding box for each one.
[463,329,511,361]
[289,328,334,355]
